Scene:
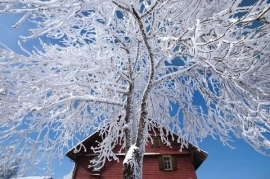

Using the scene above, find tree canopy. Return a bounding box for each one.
[0,148,20,179]
[0,0,270,178]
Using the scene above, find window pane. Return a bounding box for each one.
[163,156,172,170]
[152,136,160,148]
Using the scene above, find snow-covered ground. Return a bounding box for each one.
[14,176,52,179]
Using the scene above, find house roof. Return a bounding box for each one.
[66,130,208,170]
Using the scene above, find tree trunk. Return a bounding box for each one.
[123,146,143,179]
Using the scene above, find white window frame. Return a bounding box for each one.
[163,155,172,170]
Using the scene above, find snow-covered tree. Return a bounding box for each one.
[63,170,73,179]
[0,0,270,178]
[0,159,20,179]
[0,147,20,179]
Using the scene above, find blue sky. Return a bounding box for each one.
[1,5,270,179]
[197,137,270,179]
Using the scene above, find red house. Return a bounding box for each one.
[66,129,207,179]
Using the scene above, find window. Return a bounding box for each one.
[163,156,172,170]
[159,155,178,171]
[92,161,102,171]
[151,136,160,148]
[89,157,104,172]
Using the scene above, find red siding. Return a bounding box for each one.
[72,131,197,179]
[73,157,91,179]
[73,154,196,179]
[143,155,196,179]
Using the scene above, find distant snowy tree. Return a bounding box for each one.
[0,0,270,178]
[0,148,20,179]
[63,170,73,179]
[15,177,52,179]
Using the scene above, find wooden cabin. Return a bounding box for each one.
[66,129,207,179]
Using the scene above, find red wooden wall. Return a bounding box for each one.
[72,135,197,179]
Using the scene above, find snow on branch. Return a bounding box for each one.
[0,0,270,177]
